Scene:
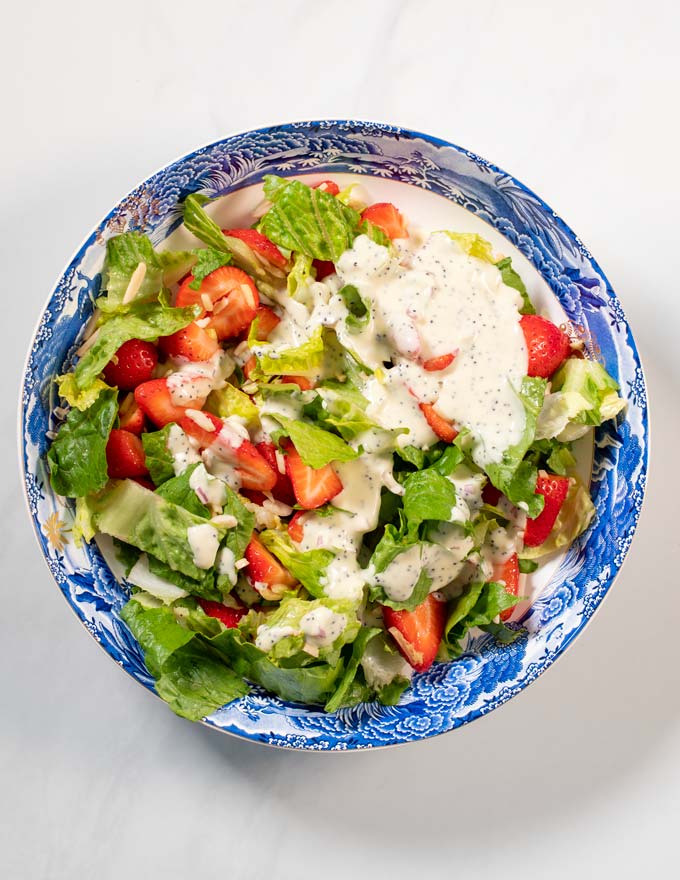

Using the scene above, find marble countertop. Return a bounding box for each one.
[3,1,679,877]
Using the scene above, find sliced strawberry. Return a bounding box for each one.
[243,355,257,379]
[176,266,259,340]
[282,440,342,509]
[423,352,456,372]
[158,321,219,362]
[118,393,145,434]
[133,476,156,491]
[361,202,407,239]
[106,429,148,479]
[242,489,267,506]
[520,315,571,379]
[313,259,336,281]
[197,598,248,628]
[251,304,281,341]
[256,441,296,506]
[134,378,190,427]
[280,375,314,391]
[180,412,277,492]
[312,179,340,196]
[244,536,297,594]
[103,339,157,391]
[287,511,306,544]
[223,228,288,270]
[419,402,458,442]
[524,472,571,547]
[492,554,520,622]
[383,594,447,673]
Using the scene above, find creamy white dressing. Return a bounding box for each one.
[371,542,467,602]
[189,463,227,510]
[186,523,220,569]
[166,424,202,476]
[299,607,346,649]
[166,351,233,406]
[335,234,529,465]
[361,634,413,689]
[255,624,297,652]
[216,546,237,585]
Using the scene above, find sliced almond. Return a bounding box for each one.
[186,409,216,432]
[122,262,147,304]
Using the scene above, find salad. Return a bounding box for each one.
[47,176,625,721]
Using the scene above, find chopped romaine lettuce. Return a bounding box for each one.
[141,425,177,486]
[287,252,314,299]
[259,175,360,261]
[444,580,521,657]
[55,373,112,411]
[324,626,380,712]
[272,414,358,468]
[155,463,210,518]
[258,530,334,598]
[74,296,199,390]
[254,325,324,377]
[99,232,197,312]
[520,477,595,559]
[47,387,118,497]
[188,247,232,289]
[205,382,259,424]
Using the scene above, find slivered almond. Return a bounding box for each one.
[274,450,286,475]
[212,296,231,316]
[195,317,211,328]
[186,409,216,431]
[75,327,101,356]
[235,558,249,570]
[200,293,214,312]
[240,283,254,300]
[233,340,251,358]
[211,514,238,528]
[122,262,147,304]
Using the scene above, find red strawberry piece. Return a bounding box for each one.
[312,179,340,196]
[118,393,145,434]
[360,202,408,239]
[492,554,520,622]
[419,402,458,442]
[197,598,248,628]
[134,378,193,428]
[520,315,571,379]
[243,355,257,379]
[282,440,343,509]
[256,441,296,506]
[158,321,219,362]
[176,266,259,340]
[242,490,267,506]
[250,304,281,341]
[287,511,306,544]
[280,375,314,391]
[133,476,156,491]
[103,339,158,391]
[313,259,336,281]
[383,594,447,673]
[223,228,288,270]
[423,352,456,372]
[523,472,571,547]
[179,412,277,492]
[106,429,148,479]
[244,536,297,594]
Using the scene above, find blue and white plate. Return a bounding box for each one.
[20,121,648,750]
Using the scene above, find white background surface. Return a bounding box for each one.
[3,1,679,876]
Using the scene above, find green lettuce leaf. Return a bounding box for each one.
[211,628,344,705]
[145,554,219,602]
[188,247,232,289]
[485,377,547,517]
[259,175,360,261]
[155,463,210,518]
[141,425,177,486]
[521,477,595,559]
[90,479,226,581]
[121,599,247,721]
[358,220,391,249]
[221,487,255,562]
[254,325,324,377]
[302,382,376,440]
[74,296,199,390]
[72,495,97,546]
[337,283,370,331]
[288,252,314,299]
[205,383,259,424]
[402,469,457,535]
[182,194,282,295]
[443,231,495,261]
[324,627,380,713]
[444,580,521,657]
[47,387,118,497]
[273,414,358,468]
[495,256,535,315]
[537,358,626,441]
[55,373,112,411]
[258,530,335,598]
[99,232,197,311]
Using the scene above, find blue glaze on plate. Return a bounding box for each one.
[20,120,648,750]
